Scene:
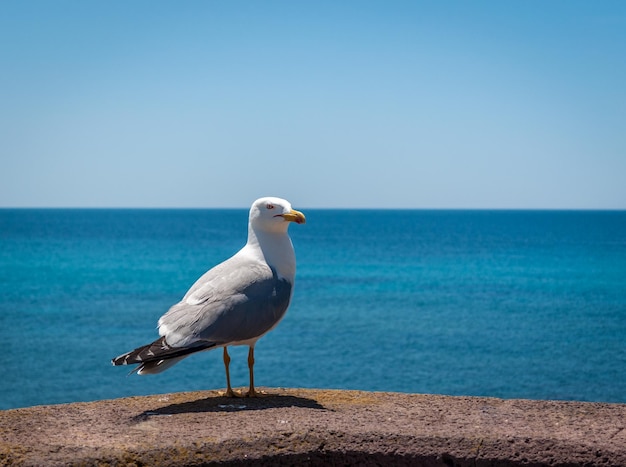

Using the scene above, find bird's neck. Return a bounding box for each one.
[244,227,296,281]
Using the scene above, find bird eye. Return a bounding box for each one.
[266,203,275,210]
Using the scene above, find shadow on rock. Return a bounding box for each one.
[133,393,327,420]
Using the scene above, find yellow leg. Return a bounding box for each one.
[246,346,257,397]
[222,347,236,398]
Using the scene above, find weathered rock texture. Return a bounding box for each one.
[1,388,625,466]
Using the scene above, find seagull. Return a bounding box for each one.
[112,197,305,397]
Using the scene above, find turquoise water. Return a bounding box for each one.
[1,209,625,409]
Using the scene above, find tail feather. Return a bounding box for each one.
[111,336,216,375]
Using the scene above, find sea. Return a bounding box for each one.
[1,209,625,410]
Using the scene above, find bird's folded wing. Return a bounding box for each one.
[158,257,293,348]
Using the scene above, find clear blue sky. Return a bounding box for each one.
[1,1,625,208]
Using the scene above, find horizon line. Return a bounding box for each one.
[1,206,624,212]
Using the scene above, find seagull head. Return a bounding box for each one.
[249,197,306,234]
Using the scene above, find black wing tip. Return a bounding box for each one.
[111,352,133,366]
[111,338,217,368]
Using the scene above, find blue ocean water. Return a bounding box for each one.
[1,209,625,410]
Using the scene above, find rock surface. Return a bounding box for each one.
[1,388,625,466]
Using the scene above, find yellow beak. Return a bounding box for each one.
[279,209,306,224]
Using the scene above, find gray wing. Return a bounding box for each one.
[158,255,293,348]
